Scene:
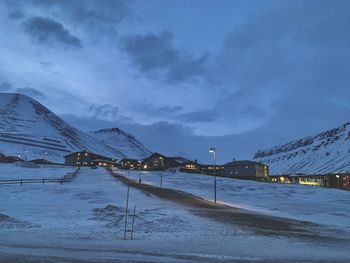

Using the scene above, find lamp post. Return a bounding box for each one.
[209,147,217,203]
[336,174,340,189]
[160,157,164,188]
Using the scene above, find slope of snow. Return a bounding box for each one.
[1,165,349,262]
[253,122,350,174]
[127,170,350,228]
[89,128,152,159]
[0,93,126,162]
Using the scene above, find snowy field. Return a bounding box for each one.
[0,163,75,180]
[126,170,350,228]
[0,164,349,262]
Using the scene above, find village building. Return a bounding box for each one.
[221,160,269,180]
[119,158,141,170]
[270,173,350,190]
[180,160,202,173]
[141,152,180,170]
[200,164,224,176]
[64,150,117,167]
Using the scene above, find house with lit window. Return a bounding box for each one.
[180,160,202,173]
[119,158,141,170]
[141,152,181,170]
[221,160,269,181]
[64,150,117,167]
[201,164,224,176]
[287,173,350,189]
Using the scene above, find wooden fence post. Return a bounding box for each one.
[124,185,130,240]
[130,205,136,240]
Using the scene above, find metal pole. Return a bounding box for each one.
[160,171,163,188]
[124,186,130,240]
[214,151,217,203]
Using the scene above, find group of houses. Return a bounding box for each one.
[64,151,269,181]
[63,150,350,190]
[270,173,350,190]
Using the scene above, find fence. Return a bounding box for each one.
[0,167,80,186]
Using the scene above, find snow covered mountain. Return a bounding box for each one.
[89,128,152,159]
[253,122,350,175]
[0,93,128,162]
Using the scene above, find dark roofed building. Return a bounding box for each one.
[222,160,269,180]
[64,150,117,167]
[141,152,180,170]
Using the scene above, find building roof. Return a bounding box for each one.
[224,160,267,166]
[170,156,191,164]
[91,158,116,162]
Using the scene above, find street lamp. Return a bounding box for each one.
[160,157,164,188]
[336,174,340,189]
[209,147,217,203]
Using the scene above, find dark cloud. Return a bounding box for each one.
[40,61,52,69]
[5,0,129,37]
[175,110,216,123]
[157,105,183,114]
[87,104,132,122]
[22,17,81,48]
[209,0,350,135]
[8,10,23,20]
[31,0,128,28]
[15,87,46,99]
[0,82,13,92]
[120,31,208,83]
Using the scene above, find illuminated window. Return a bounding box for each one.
[85,153,88,156]
[77,153,81,156]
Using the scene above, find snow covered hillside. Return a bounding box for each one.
[253,122,350,175]
[89,128,152,159]
[0,93,126,163]
[1,165,350,262]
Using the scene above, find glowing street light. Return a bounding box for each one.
[209,147,217,203]
[336,174,340,189]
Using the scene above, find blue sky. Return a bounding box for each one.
[1,0,350,163]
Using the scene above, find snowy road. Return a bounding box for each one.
[125,169,350,228]
[0,165,349,262]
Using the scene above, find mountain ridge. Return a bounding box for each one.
[253,121,350,175]
[0,93,149,162]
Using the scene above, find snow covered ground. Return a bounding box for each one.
[126,170,350,228]
[0,164,349,262]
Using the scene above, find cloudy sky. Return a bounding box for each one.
[1,0,350,163]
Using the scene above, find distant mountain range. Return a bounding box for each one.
[0,93,151,163]
[253,122,350,175]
